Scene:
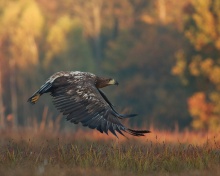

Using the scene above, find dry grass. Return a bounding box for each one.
[0,128,220,176]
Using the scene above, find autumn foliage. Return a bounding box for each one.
[0,0,220,131]
[172,0,220,131]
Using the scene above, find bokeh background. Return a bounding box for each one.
[0,0,219,132]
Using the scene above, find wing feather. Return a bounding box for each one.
[88,115,103,129]
[50,75,150,137]
[96,125,103,133]
[109,124,118,138]
[115,125,125,136]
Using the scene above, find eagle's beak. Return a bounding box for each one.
[109,79,119,86]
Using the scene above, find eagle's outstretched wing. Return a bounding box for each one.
[51,78,150,137]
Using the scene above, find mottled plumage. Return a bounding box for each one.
[28,71,150,137]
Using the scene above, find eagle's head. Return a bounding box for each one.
[96,77,119,88]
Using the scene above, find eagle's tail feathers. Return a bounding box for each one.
[27,82,52,104]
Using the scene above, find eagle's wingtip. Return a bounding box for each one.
[27,93,40,104]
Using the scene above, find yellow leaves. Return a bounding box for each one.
[192,1,216,37]
[1,0,43,35]
[189,55,201,76]
[191,119,205,130]
[47,15,74,50]
[1,0,43,36]
[209,66,220,85]
[171,50,186,76]
[183,0,220,131]
[185,0,219,51]
[172,50,188,85]
[0,0,44,69]
[215,39,220,50]
[200,58,213,75]
[210,92,220,114]
[140,14,155,24]
[208,116,220,131]
[20,2,44,37]
[1,1,20,25]
[189,56,213,76]
[188,57,220,86]
[44,16,77,66]
[171,61,185,76]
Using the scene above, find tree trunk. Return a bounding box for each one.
[9,60,18,129]
[0,38,5,129]
[0,68,5,129]
[93,5,102,63]
[157,0,166,23]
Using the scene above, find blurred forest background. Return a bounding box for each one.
[0,0,220,132]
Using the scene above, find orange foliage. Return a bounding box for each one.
[188,92,214,130]
[200,58,213,75]
[209,67,220,85]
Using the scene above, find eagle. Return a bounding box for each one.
[28,71,150,137]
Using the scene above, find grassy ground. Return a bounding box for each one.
[0,129,220,176]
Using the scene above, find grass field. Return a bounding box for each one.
[0,128,220,176]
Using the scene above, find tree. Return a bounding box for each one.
[173,0,220,131]
[0,0,44,127]
[0,63,5,129]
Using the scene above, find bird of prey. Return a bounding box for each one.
[28,71,150,137]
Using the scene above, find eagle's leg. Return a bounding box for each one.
[27,82,52,104]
